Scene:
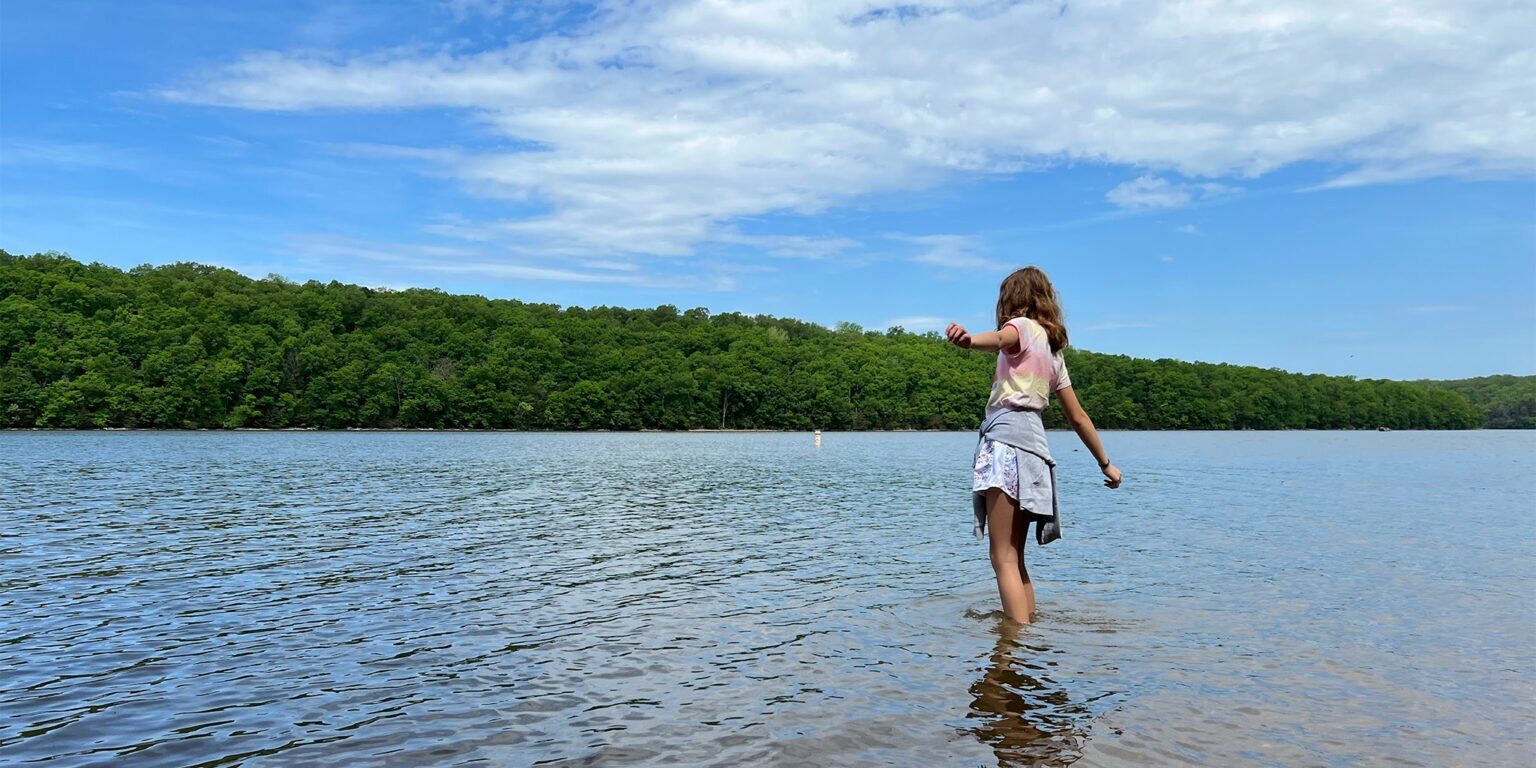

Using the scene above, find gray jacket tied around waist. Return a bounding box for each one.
[972,408,1061,546]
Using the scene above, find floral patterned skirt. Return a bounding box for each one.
[971,437,1055,535]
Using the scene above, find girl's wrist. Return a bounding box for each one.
[1098,458,1111,469]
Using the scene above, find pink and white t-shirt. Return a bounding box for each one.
[985,316,1071,415]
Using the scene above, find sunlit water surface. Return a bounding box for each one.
[2,431,1532,767]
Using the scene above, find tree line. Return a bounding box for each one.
[0,250,1492,430]
[1413,375,1536,429]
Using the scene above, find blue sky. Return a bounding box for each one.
[2,0,1532,380]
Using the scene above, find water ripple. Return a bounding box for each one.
[2,431,1532,766]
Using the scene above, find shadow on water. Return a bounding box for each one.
[965,621,1096,767]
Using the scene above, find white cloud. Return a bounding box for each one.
[1177,224,1198,234]
[712,232,862,260]
[1106,176,1192,210]
[1106,175,1241,210]
[164,0,1535,258]
[895,233,1002,270]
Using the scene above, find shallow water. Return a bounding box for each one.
[2,430,1532,767]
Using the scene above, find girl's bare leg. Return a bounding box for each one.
[986,488,1035,623]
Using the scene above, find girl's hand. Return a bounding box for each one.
[1101,462,1123,489]
[945,323,972,349]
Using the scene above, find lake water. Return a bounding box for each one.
[2,431,1533,767]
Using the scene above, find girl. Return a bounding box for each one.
[945,266,1123,623]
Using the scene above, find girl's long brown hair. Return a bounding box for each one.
[995,266,1068,353]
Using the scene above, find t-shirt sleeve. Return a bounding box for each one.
[1052,352,1072,391]
[1003,317,1031,357]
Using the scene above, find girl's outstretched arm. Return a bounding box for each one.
[1056,386,1123,489]
[945,323,1020,353]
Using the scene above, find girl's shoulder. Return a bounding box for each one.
[1006,315,1044,337]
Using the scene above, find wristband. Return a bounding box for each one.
[1098,458,1111,469]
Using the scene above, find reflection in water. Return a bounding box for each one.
[967,623,1095,767]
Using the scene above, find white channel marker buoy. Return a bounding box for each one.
[814,429,822,447]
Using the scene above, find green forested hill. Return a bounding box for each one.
[1413,375,1536,429]
[0,250,1486,430]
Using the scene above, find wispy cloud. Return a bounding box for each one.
[0,138,143,171]
[194,135,255,156]
[1107,176,1241,211]
[282,234,737,290]
[160,0,1534,263]
[1106,176,1191,210]
[441,0,508,20]
[324,142,461,163]
[712,232,862,260]
[1398,305,1472,314]
[439,0,583,25]
[881,315,949,332]
[895,233,1002,270]
[1177,224,1199,235]
[1080,320,1155,331]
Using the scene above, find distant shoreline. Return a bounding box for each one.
[5,252,1511,431]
